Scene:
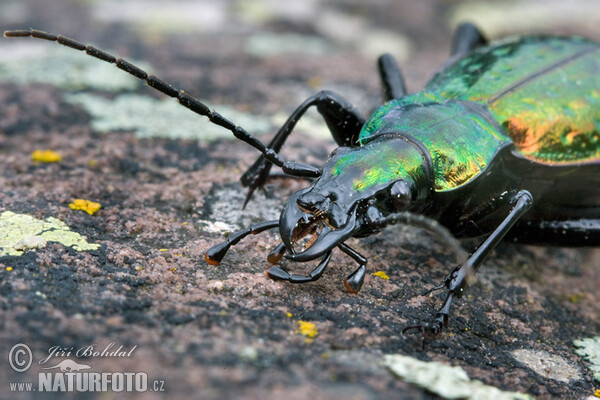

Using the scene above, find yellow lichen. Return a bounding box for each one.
[69,199,101,215]
[568,293,585,303]
[594,389,600,398]
[6,267,13,272]
[296,321,318,338]
[372,271,389,280]
[32,150,62,163]
[286,312,292,318]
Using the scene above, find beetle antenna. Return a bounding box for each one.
[3,29,320,179]
[382,212,466,262]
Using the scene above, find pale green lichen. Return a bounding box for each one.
[0,44,141,92]
[245,33,331,57]
[449,1,597,38]
[510,348,582,383]
[0,211,100,257]
[64,93,272,142]
[574,336,600,383]
[383,354,532,400]
[90,2,227,35]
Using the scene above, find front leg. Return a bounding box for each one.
[404,190,533,338]
[241,90,364,206]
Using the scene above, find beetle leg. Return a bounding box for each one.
[507,218,600,246]
[450,22,488,56]
[378,53,407,101]
[267,242,368,292]
[403,190,533,338]
[338,243,368,293]
[267,251,332,283]
[267,242,287,265]
[264,172,315,182]
[205,220,279,265]
[241,90,364,206]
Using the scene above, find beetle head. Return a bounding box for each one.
[280,137,430,261]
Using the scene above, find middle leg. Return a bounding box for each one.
[403,190,533,337]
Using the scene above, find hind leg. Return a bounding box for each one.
[507,218,600,246]
[377,53,407,101]
[451,22,487,56]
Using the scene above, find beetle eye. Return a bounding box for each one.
[389,180,412,209]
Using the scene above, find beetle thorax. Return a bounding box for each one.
[280,137,431,261]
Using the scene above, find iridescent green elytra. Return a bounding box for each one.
[358,36,600,191]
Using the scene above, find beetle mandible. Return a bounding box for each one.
[5,23,599,337]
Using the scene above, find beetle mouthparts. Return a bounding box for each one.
[285,208,358,262]
[287,212,329,254]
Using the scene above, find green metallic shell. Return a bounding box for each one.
[359,95,509,191]
[329,138,425,193]
[427,36,600,165]
[359,36,600,192]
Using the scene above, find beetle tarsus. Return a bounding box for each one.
[404,190,533,340]
[205,220,279,265]
[267,252,332,283]
[204,242,229,265]
[403,291,453,348]
[343,264,367,294]
[337,243,368,293]
[420,283,445,297]
[267,265,292,281]
[267,242,286,264]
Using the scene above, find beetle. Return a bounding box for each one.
[5,24,599,337]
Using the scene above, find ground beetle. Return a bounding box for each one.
[5,24,599,338]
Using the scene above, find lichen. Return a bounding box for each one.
[383,354,532,400]
[64,92,272,142]
[0,45,141,92]
[574,336,600,383]
[13,236,47,252]
[69,199,102,215]
[0,211,100,257]
[510,348,582,384]
[372,271,389,280]
[245,33,331,57]
[296,321,318,338]
[32,150,62,163]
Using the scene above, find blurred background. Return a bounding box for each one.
[2,0,599,117]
